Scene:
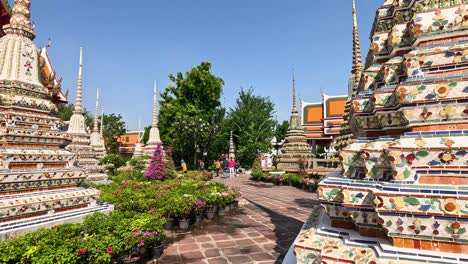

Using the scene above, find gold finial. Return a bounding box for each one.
[351,0,363,93]
[3,0,35,39]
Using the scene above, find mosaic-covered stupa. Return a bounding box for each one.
[66,49,107,183]
[277,72,313,171]
[89,90,106,160]
[144,81,162,156]
[228,131,235,160]
[0,0,112,240]
[295,0,468,263]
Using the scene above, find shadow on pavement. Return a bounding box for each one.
[247,200,305,263]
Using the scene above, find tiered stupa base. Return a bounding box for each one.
[0,187,113,240]
[294,207,468,264]
[277,129,312,172]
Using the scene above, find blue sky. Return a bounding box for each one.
[27,0,382,131]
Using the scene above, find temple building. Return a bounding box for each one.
[144,81,162,156]
[118,130,145,157]
[277,72,313,171]
[89,90,106,159]
[0,0,111,240]
[66,49,107,183]
[301,94,347,155]
[295,0,468,263]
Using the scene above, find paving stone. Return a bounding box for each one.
[250,252,276,261]
[215,241,236,248]
[227,255,253,264]
[200,243,215,249]
[206,257,229,264]
[203,249,220,258]
[158,174,318,263]
[180,251,204,261]
[179,243,200,252]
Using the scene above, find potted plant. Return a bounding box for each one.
[194,199,205,224]
[170,193,196,230]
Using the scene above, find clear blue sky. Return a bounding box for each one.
[27,0,382,131]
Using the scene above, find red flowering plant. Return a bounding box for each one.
[146,143,165,180]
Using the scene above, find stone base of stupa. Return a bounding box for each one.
[0,199,113,241]
[294,208,468,264]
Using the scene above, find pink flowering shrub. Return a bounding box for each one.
[145,143,165,180]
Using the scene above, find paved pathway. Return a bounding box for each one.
[156,174,319,264]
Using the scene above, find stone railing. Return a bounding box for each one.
[305,158,341,175]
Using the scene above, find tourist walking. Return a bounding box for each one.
[222,157,229,178]
[181,159,187,174]
[214,160,221,177]
[228,158,235,178]
[235,160,240,176]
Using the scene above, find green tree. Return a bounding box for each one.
[57,103,94,128]
[159,62,225,167]
[275,120,289,142]
[225,87,276,168]
[101,113,126,153]
[142,126,151,144]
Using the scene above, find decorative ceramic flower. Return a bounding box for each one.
[360,152,370,161]
[373,196,384,208]
[440,198,461,213]
[397,87,407,100]
[409,219,427,234]
[341,189,351,203]
[434,84,450,98]
[387,151,402,165]
[410,87,419,96]
[438,150,456,164]
[439,105,456,119]
[414,137,427,148]
[371,42,380,53]
[390,197,406,209]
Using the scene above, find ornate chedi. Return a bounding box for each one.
[277,72,313,171]
[0,0,112,240]
[66,48,107,183]
[89,90,106,159]
[133,119,144,158]
[144,81,162,156]
[228,131,235,160]
[295,1,468,263]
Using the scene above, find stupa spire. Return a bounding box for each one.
[292,68,297,113]
[100,107,104,136]
[351,0,363,91]
[3,0,35,39]
[92,89,100,133]
[74,48,83,114]
[152,80,158,128]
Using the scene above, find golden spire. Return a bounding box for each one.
[74,48,83,114]
[3,0,35,39]
[292,68,297,113]
[351,0,363,92]
[93,89,99,133]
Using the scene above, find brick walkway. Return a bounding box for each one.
[156,174,319,264]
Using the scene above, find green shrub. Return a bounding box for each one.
[102,154,128,174]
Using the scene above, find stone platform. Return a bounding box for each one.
[294,208,468,264]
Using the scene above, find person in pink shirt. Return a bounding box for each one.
[228,158,235,178]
